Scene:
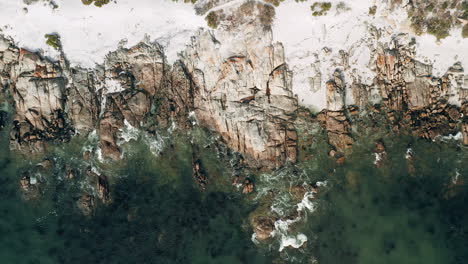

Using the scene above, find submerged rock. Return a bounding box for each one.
[77,194,95,216]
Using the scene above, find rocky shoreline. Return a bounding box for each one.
[0,0,467,254]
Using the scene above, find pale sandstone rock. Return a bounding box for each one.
[181,2,297,168]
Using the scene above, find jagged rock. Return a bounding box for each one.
[19,173,31,192]
[77,194,95,216]
[83,150,92,160]
[181,1,297,168]
[19,172,40,200]
[0,41,72,152]
[0,2,296,169]
[192,156,208,190]
[97,174,111,204]
[242,178,254,194]
[0,110,7,130]
[373,36,465,140]
[98,89,151,160]
[99,99,124,160]
[322,70,353,155]
[67,67,101,133]
[85,168,111,204]
[66,168,77,179]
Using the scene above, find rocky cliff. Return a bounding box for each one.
[0,1,298,169]
[1,1,467,171]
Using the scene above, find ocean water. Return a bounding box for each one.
[276,134,468,264]
[0,125,272,263]
[0,119,467,263]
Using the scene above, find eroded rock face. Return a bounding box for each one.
[67,67,101,133]
[181,1,297,168]
[325,35,468,150]
[0,1,297,169]
[320,70,353,156]
[0,37,72,152]
[1,3,466,176]
[373,36,467,142]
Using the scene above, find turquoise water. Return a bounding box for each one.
[0,113,467,263]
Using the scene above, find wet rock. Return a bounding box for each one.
[66,168,77,179]
[373,36,465,140]
[97,174,111,204]
[242,178,254,194]
[374,140,387,168]
[289,185,308,201]
[77,194,95,216]
[19,174,31,192]
[83,150,92,161]
[19,172,40,199]
[462,122,468,146]
[98,88,151,161]
[181,1,297,168]
[84,168,111,204]
[192,157,208,190]
[252,216,275,241]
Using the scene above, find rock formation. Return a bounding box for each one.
[0,36,72,152]
[320,70,353,157]
[181,1,298,168]
[373,36,466,141]
[1,2,467,175]
[0,1,298,169]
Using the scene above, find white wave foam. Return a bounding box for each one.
[405,148,413,160]
[120,120,140,143]
[144,132,168,157]
[272,181,327,252]
[437,132,463,142]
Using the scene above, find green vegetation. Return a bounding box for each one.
[264,0,284,7]
[369,5,377,15]
[425,3,435,12]
[81,0,110,7]
[258,3,276,27]
[175,0,198,3]
[44,34,61,50]
[311,2,332,16]
[205,11,219,29]
[407,0,468,40]
[463,1,468,19]
[462,24,468,38]
[442,1,449,9]
[336,2,350,13]
[426,17,451,40]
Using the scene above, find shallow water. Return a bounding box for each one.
[0,122,467,263]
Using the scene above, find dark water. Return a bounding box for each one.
[292,135,468,264]
[0,127,272,263]
[0,121,467,263]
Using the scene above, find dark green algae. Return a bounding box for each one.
[0,112,467,263]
